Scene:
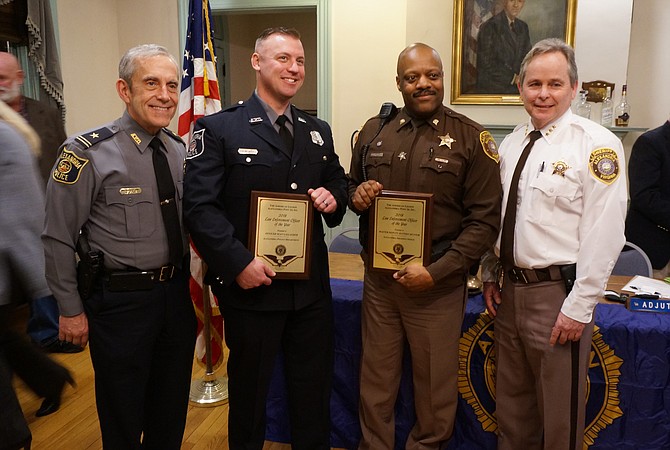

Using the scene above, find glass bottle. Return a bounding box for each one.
[615,84,630,127]
[600,86,613,127]
[574,90,591,119]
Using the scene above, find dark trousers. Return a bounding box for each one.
[84,271,196,450]
[0,304,69,449]
[221,298,333,450]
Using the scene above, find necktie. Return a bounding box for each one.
[150,137,184,268]
[500,130,542,270]
[276,115,294,153]
[510,20,516,33]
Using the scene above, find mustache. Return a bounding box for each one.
[413,89,436,98]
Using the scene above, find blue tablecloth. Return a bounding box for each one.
[266,278,670,449]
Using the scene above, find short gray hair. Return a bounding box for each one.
[518,38,578,86]
[118,44,179,86]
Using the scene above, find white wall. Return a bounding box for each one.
[55,0,665,167]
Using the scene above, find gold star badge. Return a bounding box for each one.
[552,160,570,177]
[90,132,100,139]
[439,133,455,148]
[398,152,407,161]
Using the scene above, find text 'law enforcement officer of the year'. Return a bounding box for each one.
[42,44,196,450]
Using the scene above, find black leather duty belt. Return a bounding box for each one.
[104,265,178,292]
[507,265,563,284]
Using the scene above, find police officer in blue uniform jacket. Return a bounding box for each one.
[183,27,348,450]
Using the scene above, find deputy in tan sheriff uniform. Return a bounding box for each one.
[43,44,196,450]
[348,43,502,450]
[481,39,627,450]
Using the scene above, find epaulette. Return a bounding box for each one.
[162,127,185,145]
[74,126,116,149]
[223,100,245,112]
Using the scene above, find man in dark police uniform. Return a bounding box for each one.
[348,43,502,449]
[43,44,196,450]
[183,27,348,449]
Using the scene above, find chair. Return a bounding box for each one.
[611,241,653,277]
[329,227,362,254]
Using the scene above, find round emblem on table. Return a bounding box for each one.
[458,318,623,446]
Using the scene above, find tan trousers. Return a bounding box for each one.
[358,270,466,450]
[495,275,594,450]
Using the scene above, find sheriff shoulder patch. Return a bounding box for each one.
[52,148,89,184]
[589,148,619,185]
[479,131,499,163]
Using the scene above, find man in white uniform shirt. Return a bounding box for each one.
[481,38,627,450]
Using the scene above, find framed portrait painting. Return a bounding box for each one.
[451,0,577,105]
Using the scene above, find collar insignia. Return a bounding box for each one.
[130,133,141,145]
[432,119,439,126]
[249,117,263,123]
[398,152,407,161]
[298,116,307,123]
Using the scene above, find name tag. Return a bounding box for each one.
[628,297,670,313]
[238,148,259,155]
[119,187,142,195]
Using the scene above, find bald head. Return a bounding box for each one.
[396,43,443,77]
[0,52,24,109]
[396,43,445,119]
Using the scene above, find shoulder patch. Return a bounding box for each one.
[163,127,185,145]
[187,128,206,159]
[589,147,620,185]
[479,131,499,163]
[52,148,89,184]
[74,127,115,148]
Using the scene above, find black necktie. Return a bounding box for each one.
[276,115,294,153]
[150,137,184,268]
[500,130,542,270]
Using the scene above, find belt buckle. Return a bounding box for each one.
[510,268,529,284]
[159,265,174,281]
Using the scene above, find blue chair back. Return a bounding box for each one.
[329,227,362,254]
[611,241,653,277]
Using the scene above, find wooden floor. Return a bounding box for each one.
[12,254,361,449]
[11,313,345,449]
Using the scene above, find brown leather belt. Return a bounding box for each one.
[507,265,563,284]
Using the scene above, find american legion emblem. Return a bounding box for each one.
[458,313,623,447]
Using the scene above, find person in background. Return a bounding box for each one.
[0,51,76,353]
[183,27,348,450]
[43,44,196,449]
[348,42,502,449]
[625,119,670,278]
[0,100,73,450]
[481,38,627,450]
[476,0,532,94]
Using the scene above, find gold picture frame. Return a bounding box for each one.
[451,0,577,105]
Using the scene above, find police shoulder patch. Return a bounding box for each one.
[589,147,619,185]
[74,126,115,148]
[479,130,499,163]
[52,148,89,184]
[187,128,206,159]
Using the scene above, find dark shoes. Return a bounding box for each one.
[42,339,84,354]
[35,369,75,417]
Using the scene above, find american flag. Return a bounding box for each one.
[178,0,224,370]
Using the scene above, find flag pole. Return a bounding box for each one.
[189,261,228,406]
